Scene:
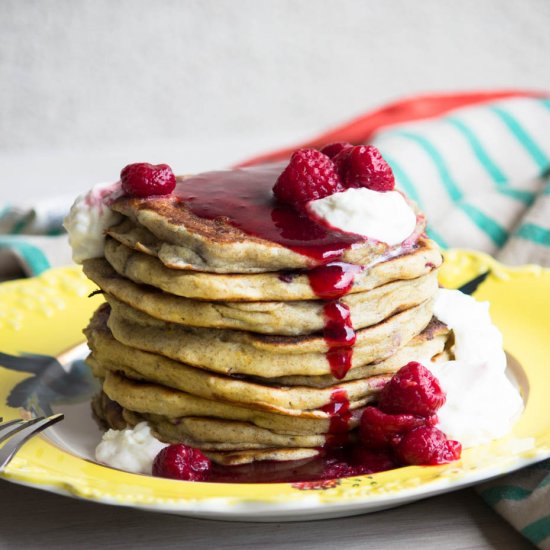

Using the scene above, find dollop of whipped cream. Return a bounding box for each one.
[63,181,123,263]
[95,422,168,474]
[307,187,416,245]
[428,289,524,448]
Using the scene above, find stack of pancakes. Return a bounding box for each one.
[84,165,449,466]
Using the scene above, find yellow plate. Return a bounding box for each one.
[0,250,549,521]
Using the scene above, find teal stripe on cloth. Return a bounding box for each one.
[515,223,550,247]
[392,131,462,201]
[46,226,65,236]
[460,203,508,247]
[522,514,550,546]
[445,116,537,207]
[497,187,536,206]
[445,116,508,185]
[9,213,32,235]
[489,106,550,171]
[0,237,51,276]
[425,226,449,250]
[382,152,424,208]
[481,485,533,507]
[389,130,508,247]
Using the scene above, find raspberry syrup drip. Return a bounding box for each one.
[306,262,363,299]
[173,164,364,262]
[323,301,356,379]
[321,388,352,446]
[306,262,362,379]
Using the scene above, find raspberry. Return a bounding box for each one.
[378,362,446,418]
[359,406,436,449]
[335,145,395,192]
[332,147,353,181]
[120,163,176,198]
[320,142,353,159]
[395,426,462,465]
[273,148,345,207]
[152,444,211,481]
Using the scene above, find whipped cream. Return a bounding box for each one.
[95,422,168,474]
[307,188,416,245]
[428,289,524,448]
[63,181,123,263]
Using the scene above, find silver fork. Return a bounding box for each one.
[0,414,64,472]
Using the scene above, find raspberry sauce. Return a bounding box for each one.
[321,388,353,439]
[173,164,364,262]
[203,445,397,484]
[323,301,356,379]
[203,446,394,484]
[305,262,363,378]
[307,262,363,299]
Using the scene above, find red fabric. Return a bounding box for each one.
[238,89,548,167]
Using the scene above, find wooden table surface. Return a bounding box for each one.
[0,146,535,550]
[0,479,532,549]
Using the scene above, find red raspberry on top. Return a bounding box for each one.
[335,145,395,192]
[395,425,462,465]
[378,362,446,418]
[120,162,176,198]
[152,444,211,481]
[320,142,353,159]
[273,148,345,208]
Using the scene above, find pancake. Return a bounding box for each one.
[108,164,428,273]
[270,317,451,387]
[102,236,442,301]
[86,311,449,411]
[104,298,434,377]
[87,352,387,415]
[202,448,320,466]
[126,413,329,450]
[92,390,126,431]
[84,257,438,335]
[89,351,383,417]
[93,392,321,465]
[132,410,324,464]
[102,371,364,435]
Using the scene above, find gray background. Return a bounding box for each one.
[1,0,550,193]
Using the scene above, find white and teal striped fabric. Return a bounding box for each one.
[0,95,550,547]
[372,96,550,266]
[480,462,550,549]
[370,97,550,548]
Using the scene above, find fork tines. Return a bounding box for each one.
[0,414,64,472]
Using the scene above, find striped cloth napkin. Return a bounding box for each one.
[1,91,549,546]
[370,96,550,267]
[0,195,74,277]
